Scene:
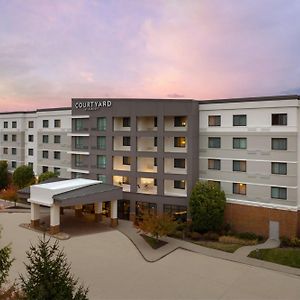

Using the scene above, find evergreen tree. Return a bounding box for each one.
[12,165,35,189]
[20,237,88,300]
[189,181,226,233]
[0,161,9,190]
[37,171,58,183]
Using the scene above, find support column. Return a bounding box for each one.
[110,199,118,227]
[75,204,83,217]
[94,202,102,222]
[50,204,60,234]
[30,203,40,228]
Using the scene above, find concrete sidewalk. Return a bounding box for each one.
[117,219,300,276]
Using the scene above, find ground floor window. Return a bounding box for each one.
[118,200,130,220]
[163,204,187,222]
[136,201,157,220]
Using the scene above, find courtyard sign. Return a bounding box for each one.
[74,100,112,111]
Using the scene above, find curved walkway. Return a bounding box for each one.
[117,220,299,276]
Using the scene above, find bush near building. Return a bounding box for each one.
[12,166,35,189]
[0,161,9,190]
[38,171,58,183]
[189,181,226,233]
[0,186,18,206]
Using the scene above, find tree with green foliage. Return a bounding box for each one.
[12,165,35,189]
[38,171,58,183]
[189,181,226,233]
[0,161,9,190]
[20,236,88,300]
[138,212,177,243]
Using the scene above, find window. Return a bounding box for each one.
[272,138,287,150]
[123,117,131,127]
[42,135,49,143]
[3,134,8,141]
[75,119,84,131]
[75,155,83,167]
[123,156,131,165]
[42,151,48,159]
[123,136,131,146]
[11,148,17,155]
[233,160,247,172]
[154,157,157,167]
[271,162,287,175]
[136,201,157,219]
[154,137,158,147]
[54,135,61,144]
[3,148,8,154]
[3,121,8,128]
[233,183,247,195]
[97,174,107,183]
[174,180,186,189]
[54,151,61,160]
[28,135,34,142]
[208,137,221,148]
[97,136,106,150]
[154,117,157,127]
[43,120,49,128]
[28,148,34,156]
[233,138,247,149]
[272,113,287,126]
[174,158,185,168]
[11,161,16,169]
[208,159,221,170]
[12,121,17,128]
[174,137,186,148]
[12,134,16,142]
[163,204,187,222]
[42,166,48,173]
[208,180,221,189]
[208,115,221,126]
[271,187,287,200]
[122,176,130,184]
[97,155,106,168]
[174,116,187,127]
[75,136,86,149]
[54,167,61,176]
[233,115,247,126]
[97,117,107,131]
[28,121,34,128]
[28,162,33,169]
[54,119,61,128]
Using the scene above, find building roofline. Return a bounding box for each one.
[198,95,300,105]
[0,107,71,115]
[71,97,196,102]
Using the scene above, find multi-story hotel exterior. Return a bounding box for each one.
[1,95,300,238]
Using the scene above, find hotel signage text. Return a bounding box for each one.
[74,100,112,111]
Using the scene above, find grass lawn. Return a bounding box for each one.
[195,241,242,253]
[249,248,300,268]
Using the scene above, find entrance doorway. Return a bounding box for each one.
[118,200,130,220]
[269,221,279,240]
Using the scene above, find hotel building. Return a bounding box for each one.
[1,95,300,238]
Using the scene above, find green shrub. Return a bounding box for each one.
[171,231,184,239]
[237,232,259,241]
[12,165,35,189]
[202,232,219,241]
[190,232,202,240]
[280,236,300,248]
[38,171,58,183]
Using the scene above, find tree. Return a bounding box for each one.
[189,181,226,233]
[12,166,35,189]
[138,212,177,243]
[20,236,88,300]
[0,161,9,190]
[38,171,58,183]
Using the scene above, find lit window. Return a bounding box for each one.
[174,116,187,127]
[233,183,247,195]
[174,137,186,148]
[174,180,186,189]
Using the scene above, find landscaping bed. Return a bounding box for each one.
[140,234,167,250]
[194,241,242,253]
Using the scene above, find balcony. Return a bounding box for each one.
[113,136,131,151]
[164,180,187,197]
[113,175,131,192]
[164,137,187,153]
[137,137,157,152]
[113,156,131,171]
[137,178,157,195]
[137,157,157,173]
[113,117,130,131]
[164,158,187,174]
[165,116,187,131]
[137,117,157,131]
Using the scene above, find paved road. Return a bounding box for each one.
[1,213,300,300]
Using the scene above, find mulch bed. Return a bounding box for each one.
[140,234,168,249]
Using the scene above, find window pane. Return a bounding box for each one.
[97,117,107,131]
[97,136,106,149]
[233,138,247,149]
[208,115,221,126]
[233,115,247,126]
[97,155,106,168]
[271,162,287,175]
[208,137,221,148]
[272,114,287,125]
[272,138,287,150]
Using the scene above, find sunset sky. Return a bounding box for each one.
[0,0,300,111]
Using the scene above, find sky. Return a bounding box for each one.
[0,0,300,111]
